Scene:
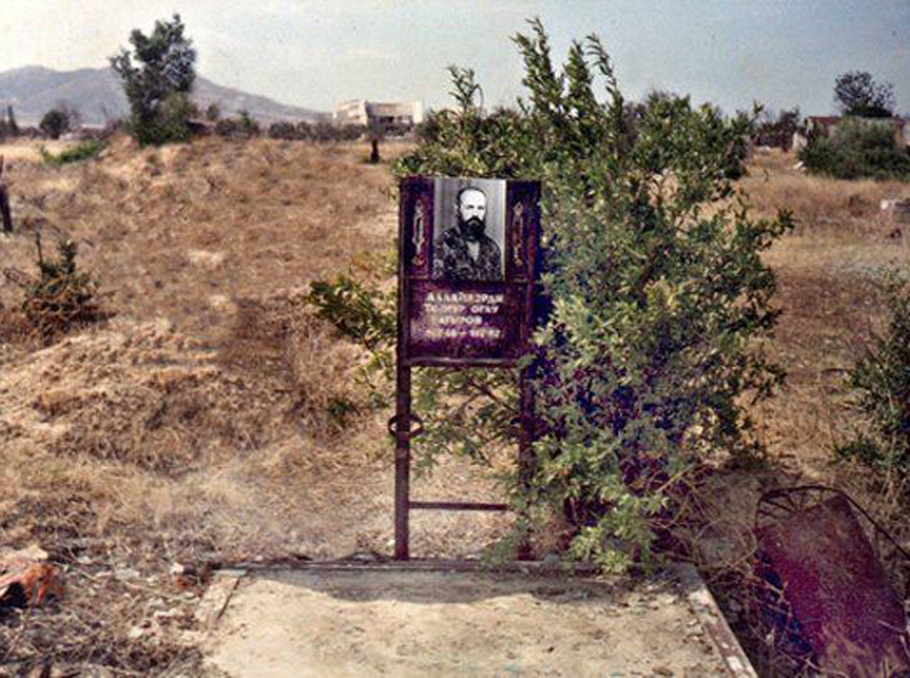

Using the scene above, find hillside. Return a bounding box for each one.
[0,134,512,672]
[1,136,909,674]
[0,65,327,126]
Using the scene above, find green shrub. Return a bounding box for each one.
[306,276,395,351]
[40,140,106,166]
[40,109,71,139]
[313,20,790,571]
[21,237,103,341]
[799,118,910,180]
[837,273,910,499]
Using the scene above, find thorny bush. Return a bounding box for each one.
[311,20,792,572]
[837,273,910,504]
[17,236,103,342]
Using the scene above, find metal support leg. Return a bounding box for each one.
[394,365,411,560]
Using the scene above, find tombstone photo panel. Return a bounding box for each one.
[398,176,541,367]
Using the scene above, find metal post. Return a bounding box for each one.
[0,156,10,233]
[394,364,411,560]
[517,364,535,560]
[0,186,11,234]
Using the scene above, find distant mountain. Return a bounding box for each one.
[0,65,328,127]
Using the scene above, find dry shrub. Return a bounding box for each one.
[0,319,282,476]
[742,152,909,235]
[218,291,368,440]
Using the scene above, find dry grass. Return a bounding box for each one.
[739,149,910,475]
[4,136,909,673]
[0,135,514,674]
[683,149,910,673]
[743,147,910,235]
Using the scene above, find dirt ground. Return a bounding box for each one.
[1,136,908,675]
[204,568,730,677]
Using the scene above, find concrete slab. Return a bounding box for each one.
[204,565,750,677]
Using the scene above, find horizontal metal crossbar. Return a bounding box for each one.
[409,501,509,512]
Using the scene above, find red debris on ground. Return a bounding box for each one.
[0,545,64,608]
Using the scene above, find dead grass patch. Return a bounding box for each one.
[742,149,910,235]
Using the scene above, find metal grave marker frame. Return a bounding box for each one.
[392,176,542,559]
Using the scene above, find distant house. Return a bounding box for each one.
[802,115,840,141]
[795,115,910,150]
[333,100,424,128]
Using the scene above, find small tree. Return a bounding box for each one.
[238,110,260,136]
[6,106,18,136]
[834,71,895,118]
[205,102,220,121]
[109,14,196,145]
[40,109,70,139]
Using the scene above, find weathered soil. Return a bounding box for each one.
[205,569,729,677]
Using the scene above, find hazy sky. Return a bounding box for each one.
[2,1,908,116]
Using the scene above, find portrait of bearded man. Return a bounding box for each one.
[433,186,503,281]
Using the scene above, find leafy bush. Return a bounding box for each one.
[110,14,196,146]
[40,109,71,139]
[20,237,103,341]
[268,121,298,140]
[40,140,106,166]
[837,274,910,500]
[314,20,791,571]
[306,276,395,351]
[799,118,910,180]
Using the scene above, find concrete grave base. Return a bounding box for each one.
[202,563,754,677]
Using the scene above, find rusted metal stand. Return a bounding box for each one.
[391,364,534,561]
[753,486,910,675]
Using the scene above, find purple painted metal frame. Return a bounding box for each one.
[754,486,910,675]
[393,177,543,560]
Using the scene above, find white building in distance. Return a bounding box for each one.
[334,100,424,128]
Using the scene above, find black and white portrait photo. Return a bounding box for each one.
[432,177,506,282]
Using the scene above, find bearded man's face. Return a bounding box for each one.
[457,189,487,241]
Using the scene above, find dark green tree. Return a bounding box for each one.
[834,71,895,118]
[109,14,197,145]
[205,102,220,121]
[40,109,71,139]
